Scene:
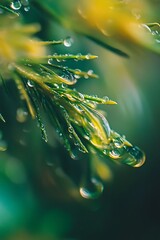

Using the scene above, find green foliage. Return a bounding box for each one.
[0,0,148,200]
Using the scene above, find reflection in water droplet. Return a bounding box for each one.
[113,139,124,148]
[125,146,145,167]
[109,149,121,159]
[24,6,30,11]
[79,178,104,199]
[87,70,93,76]
[10,0,22,10]
[63,37,73,47]
[27,80,34,87]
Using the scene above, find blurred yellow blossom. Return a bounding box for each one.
[0,15,46,67]
[34,0,160,55]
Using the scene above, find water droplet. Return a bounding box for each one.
[68,126,73,133]
[102,96,109,102]
[84,74,89,79]
[76,53,82,60]
[40,124,48,142]
[21,0,30,11]
[53,83,59,89]
[10,0,22,10]
[103,149,107,155]
[125,146,145,167]
[63,37,73,47]
[27,80,34,87]
[48,58,53,65]
[16,108,28,123]
[24,6,30,11]
[113,139,124,148]
[87,70,93,76]
[79,178,104,199]
[109,149,121,159]
[74,75,80,79]
[85,54,91,59]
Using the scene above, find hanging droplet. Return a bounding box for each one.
[109,149,121,159]
[124,146,145,167]
[21,0,30,11]
[53,83,59,89]
[10,1,22,10]
[79,178,104,199]
[24,6,30,11]
[63,37,73,47]
[27,80,34,87]
[113,139,124,148]
[16,108,28,123]
[40,123,48,143]
[68,126,73,133]
[74,69,81,79]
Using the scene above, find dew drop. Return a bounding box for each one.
[76,53,82,60]
[16,108,28,123]
[103,149,107,155]
[125,146,145,167]
[109,149,121,159]
[27,80,34,87]
[53,83,59,89]
[10,0,22,10]
[74,74,81,79]
[85,54,91,60]
[113,139,124,148]
[102,96,109,102]
[87,70,93,76]
[24,6,30,11]
[63,37,73,47]
[68,126,73,133]
[79,178,104,199]
[48,58,53,65]
[21,0,30,11]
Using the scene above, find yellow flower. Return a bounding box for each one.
[0,15,46,67]
[36,0,159,55]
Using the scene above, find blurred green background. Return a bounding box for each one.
[0,1,160,239]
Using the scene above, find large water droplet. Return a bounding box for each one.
[125,146,145,167]
[79,178,104,199]
[63,37,73,47]
[10,1,22,10]
[21,0,30,11]
[24,6,30,11]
